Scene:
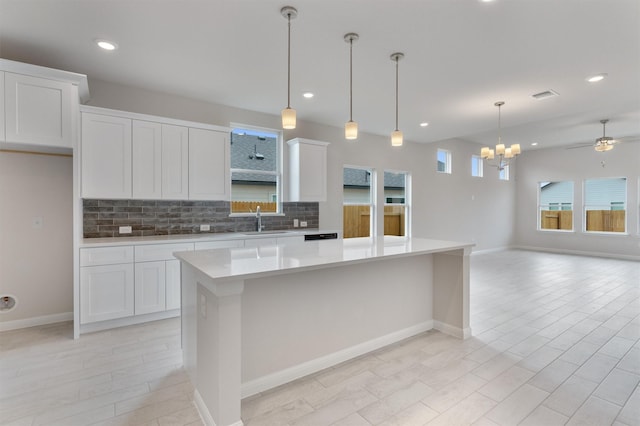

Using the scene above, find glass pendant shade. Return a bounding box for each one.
[345,120,358,140]
[282,107,296,130]
[391,130,403,147]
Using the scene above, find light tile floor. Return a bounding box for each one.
[1,250,638,425]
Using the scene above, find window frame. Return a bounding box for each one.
[583,177,628,234]
[499,164,510,181]
[229,124,283,216]
[471,155,483,178]
[342,165,376,238]
[437,149,452,174]
[383,169,411,237]
[537,180,574,232]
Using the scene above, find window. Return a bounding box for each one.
[230,127,281,214]
[584,177,626,233]
[384,171,409,237]
[343,166,374,238]
[471,155,483,177]
[539,181,573,231]
[499,165,509,181]
[437,149,451,174]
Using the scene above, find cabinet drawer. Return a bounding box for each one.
[194,239,244,250]
[80,246,134,266]
[135,242,194,262]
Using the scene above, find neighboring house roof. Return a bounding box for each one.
[231,133,277,184]
[230,132,406,189]
[343,168,405,189]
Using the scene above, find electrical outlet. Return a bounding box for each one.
[119,226,132,234]
[200,224,211,231]
[300,221,307,227]
[293,219,299,228]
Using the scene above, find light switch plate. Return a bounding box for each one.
[200,224,211,231]
[300,221,307,227]
[119,226,132,234]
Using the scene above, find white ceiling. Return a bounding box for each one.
[1,0,639,150]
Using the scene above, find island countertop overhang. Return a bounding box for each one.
[173,236,474,283]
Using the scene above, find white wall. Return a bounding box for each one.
[86,78,516,251]
[514,142,640,259]
[0,151,73,326]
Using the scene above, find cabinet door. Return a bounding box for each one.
[132,120,162,199]
[188,128,229,200]
[134,261,166,315]
[4,72,73,147]
[288,138,328,202]
[0,72,5,142]
[161,124,189,200]
[80,264,134,323]
[165,259,181,311]
[81,113,132,198]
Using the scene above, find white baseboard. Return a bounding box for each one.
[79,309,180,335]
[193,390,244,426]
[513,245,640,262]
[0,311,73,332]
[241,320,434,398]
[433,320,471,339]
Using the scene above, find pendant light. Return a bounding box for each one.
[344,33,359,140]
[390,52,404,147]
[281,6,297,130]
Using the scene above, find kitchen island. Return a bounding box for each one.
[175,236,473,426]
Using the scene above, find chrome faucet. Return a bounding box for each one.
[256,205,263,232]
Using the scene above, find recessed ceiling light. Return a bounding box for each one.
[96,39,118,51]
[586,73,607,83]
[531,142,538,146]
[420,122,429,127]
[302,92,314,99]
[480,0,496,3]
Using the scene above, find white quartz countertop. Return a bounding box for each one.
[80,229,337,247]
[174,236,473,282]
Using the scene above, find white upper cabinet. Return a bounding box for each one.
[161,124,189,200]
[0,73,5,141]
[132,120,162,199]
[4,72,73,147]
[81,113,132,199]
[189,128,229,200]
[79,106,231,201]
[288,138,329,202]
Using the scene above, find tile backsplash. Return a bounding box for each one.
[83,199,319,238]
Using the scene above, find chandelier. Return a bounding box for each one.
[480,101,520,170]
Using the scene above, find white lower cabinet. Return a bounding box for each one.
[80,236,305,330]
[80,263,134,323]
[134,261,166,315]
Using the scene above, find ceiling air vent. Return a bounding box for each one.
[531,89,559,100]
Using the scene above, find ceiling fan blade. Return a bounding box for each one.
[565,143,594,150]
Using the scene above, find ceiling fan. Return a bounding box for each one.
[566,119,620,151]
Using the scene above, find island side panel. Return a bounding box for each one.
[432,248,471,338]
[197,281,244,426]
[240,254,434,391]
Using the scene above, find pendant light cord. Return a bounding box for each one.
[349,38,353,122]
[395,57,399,131]
[497,103,502,145]
[286,13,292,109]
